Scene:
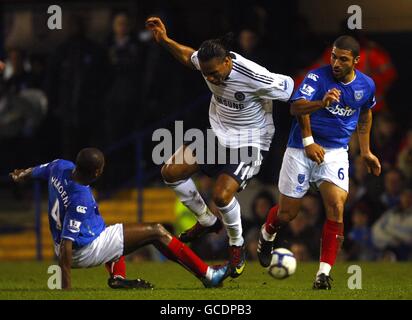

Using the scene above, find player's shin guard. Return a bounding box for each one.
[318,219,344,276]
[105,255,126,279]
[165,178,216,226]
[158,237,208,278]
[217,197,244,247]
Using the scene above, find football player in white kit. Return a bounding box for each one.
[146,17,294,278]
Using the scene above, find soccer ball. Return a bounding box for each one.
[267,248,297,279]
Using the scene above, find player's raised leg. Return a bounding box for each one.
[161,145,221,242]
[212,173,245,278]
[257,193,302,267]
[123,223,229,288]
[313,181,347,290]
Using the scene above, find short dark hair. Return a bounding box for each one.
[197,33,234,62]
[75,148,104,177]
[333,35,360,57]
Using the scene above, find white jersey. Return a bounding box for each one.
[191,51,294,151]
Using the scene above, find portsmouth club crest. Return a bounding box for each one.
[234,91,245,101]
[354,90,364,101]
[297,174,305,185]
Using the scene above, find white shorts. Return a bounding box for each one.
[55,223,124,268]
[278,147,349,198]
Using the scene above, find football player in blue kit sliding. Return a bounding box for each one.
[10,148,230,290]
[257,36,382,289]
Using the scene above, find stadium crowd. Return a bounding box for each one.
[1,1,411,262]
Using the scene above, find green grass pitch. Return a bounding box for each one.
[0,261,411,300]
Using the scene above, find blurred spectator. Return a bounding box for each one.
[372,189,412,261]
[236,29,270,67]
[275,209,320,260]
[2,48,32,93]
[380,168,405,211]
[104,12,146,144]
[301,193,322,227]
[0,48,47,170]
[46,14,108,158]
[397,129,412,185]
[372,113,401,169]
[351,154,383,202]
[290,241,312,262]
[244,191,275,260]
[345,179,379,225]
[346,204,376,261]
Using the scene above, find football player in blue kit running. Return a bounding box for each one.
[257,36,382,289]
[10,148,229,290]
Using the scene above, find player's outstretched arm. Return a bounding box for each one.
[357,109,381,176]
[9,168,34,183]
[145,17,196,70]
[297,115,325,164]
[290,88,341,115]
[59,239,73,290]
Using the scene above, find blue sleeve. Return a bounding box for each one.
[362,81,376,110]
[32,159,59,180]
[290,71,322,102]
[61,196,91,242]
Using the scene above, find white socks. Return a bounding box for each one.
[165,178,216,227]
[317,262,332,276]
[217,197,244,247]
[261,225,277,242]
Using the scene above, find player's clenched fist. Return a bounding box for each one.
[304,143,325,165]
[322,88,341,107]
[145,17,168,43]
[9,168,32,183]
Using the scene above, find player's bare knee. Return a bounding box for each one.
[212,189,234,208]
[161,164,178,183]
[325,201,344,222]
[152,223,169,239]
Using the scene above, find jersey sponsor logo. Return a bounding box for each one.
[297,174,305,184]
[307,73,319,81]
[354,90,364,101]
[214,95,245,110]
[326,104,357,117]
[300,84,315,96]
[234,91,246,101]
[68,219,81,233]
[76,206,87,214]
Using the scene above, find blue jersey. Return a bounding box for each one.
[32,159,106,249]
[288,65,376,148]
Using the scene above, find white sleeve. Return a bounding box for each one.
[190,51,201,71]
[255,73,294,102]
